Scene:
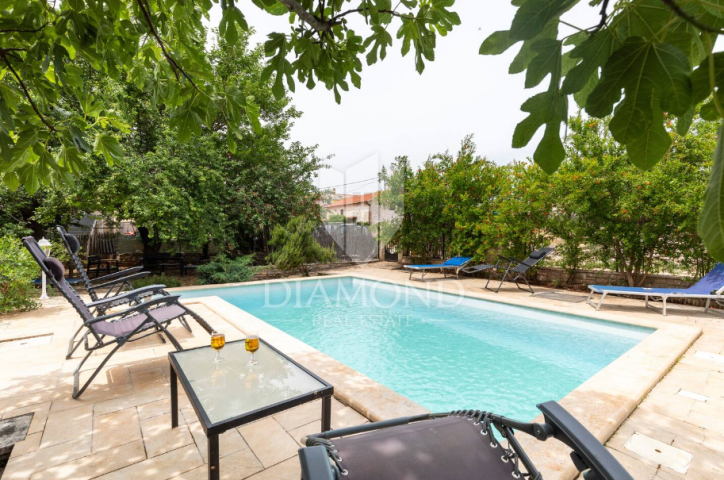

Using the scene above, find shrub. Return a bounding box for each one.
[196,254,257,285]
[268,216,335,276]
[0,236,40,314]
[132,274,182,290]
[326,214,346,222]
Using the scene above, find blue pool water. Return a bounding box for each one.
[180,277,652,420]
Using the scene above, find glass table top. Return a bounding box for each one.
[171,340,328,425]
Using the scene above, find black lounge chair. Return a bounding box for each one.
[299,401,632,480]
[57,226,192,358]
[464,247,555,294]
[37,233,188,358]
[23,236,213,398]
[57,226,150,307]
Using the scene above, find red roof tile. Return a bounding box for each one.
[325,192,379,207]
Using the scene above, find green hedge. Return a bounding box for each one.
[0,236,40,314]
[379,115,717,285]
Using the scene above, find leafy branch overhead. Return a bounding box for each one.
[0,0,263,193]
[478,0,724,262]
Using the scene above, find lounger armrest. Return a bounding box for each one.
[90,267,144,284]
[88,295,181,324]
[537,401,634,480]
[299,447,335,480]
[498,255,522,264]
[86,285,167,308]
[93,272,150,289]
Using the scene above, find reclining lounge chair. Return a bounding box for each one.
[404,256,472,281]
[299,400,632,480]
[57,226,194,356]
[587,263,724,316]
[464,247,555,294]
[57,226,150,306]
[24,236,212,398]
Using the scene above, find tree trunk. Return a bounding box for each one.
[138,226,162,254]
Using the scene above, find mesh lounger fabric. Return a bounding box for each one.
[92,304,187,337]
[332,416,517,480]
[406,257,472,270]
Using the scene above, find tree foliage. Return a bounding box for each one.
[479,0,724,262]
[0,235,40,314]
[380,120,716,283]
[243,0,724,263]
[8,0,724,260]
[268,215,335,276]
[1,31,324,254]
[196,254,258,284]
[0,0,261,192]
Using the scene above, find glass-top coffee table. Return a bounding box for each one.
[169,338,334,480]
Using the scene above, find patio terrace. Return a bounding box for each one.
[0,264,722,480]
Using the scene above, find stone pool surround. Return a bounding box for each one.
[171,272,701,480]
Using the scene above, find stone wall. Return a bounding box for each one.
[533,267,695,290]
[531,267,713,309]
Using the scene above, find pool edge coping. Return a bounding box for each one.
[173,273,702,480]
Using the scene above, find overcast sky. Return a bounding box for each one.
[208,3,607,194]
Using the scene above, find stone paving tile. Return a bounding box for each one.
[686,410,724,437]
[2,437,92,480]
[29,439,146,480]
[287,420,322,447]
[246,457,301,480]
[333,405,369,429]
[92,407,142,452]
[92,386,167,417]
[187,421,248,463]
[93,444,204,480]
[136,394,191,421]
[237,417,299,469]
[667,431,724,477]
[130,367,168,394]
[608,448,659,480]
[40,405,93,449]
[171,449,263,480]
[5,390,62,414]
[180,406,198,425]
[2,401,51,435]
[49,382,135,414]
[140,412,194,458]
[272,400,323,431]
[9,432,42,458]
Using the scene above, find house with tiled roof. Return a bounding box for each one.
[323,192,396,224]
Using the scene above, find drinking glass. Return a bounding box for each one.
[245,334,259,366]
[210,331,225,364]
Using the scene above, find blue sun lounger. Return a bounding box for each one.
[587,263,724,316]
[405,256,472,281]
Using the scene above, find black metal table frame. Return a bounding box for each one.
[169,339,334,480]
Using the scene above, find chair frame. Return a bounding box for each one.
[586,285,724,316]
[57,226,194,358]
[71,294,191,398]
[24,236,210,398]
[485,248,555,294]
[57,226,150,305]
[405,257,472,281]
[299,401,633,480]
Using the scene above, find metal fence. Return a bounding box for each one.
[314,223,379,263]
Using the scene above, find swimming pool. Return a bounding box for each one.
[180,277,653,420]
